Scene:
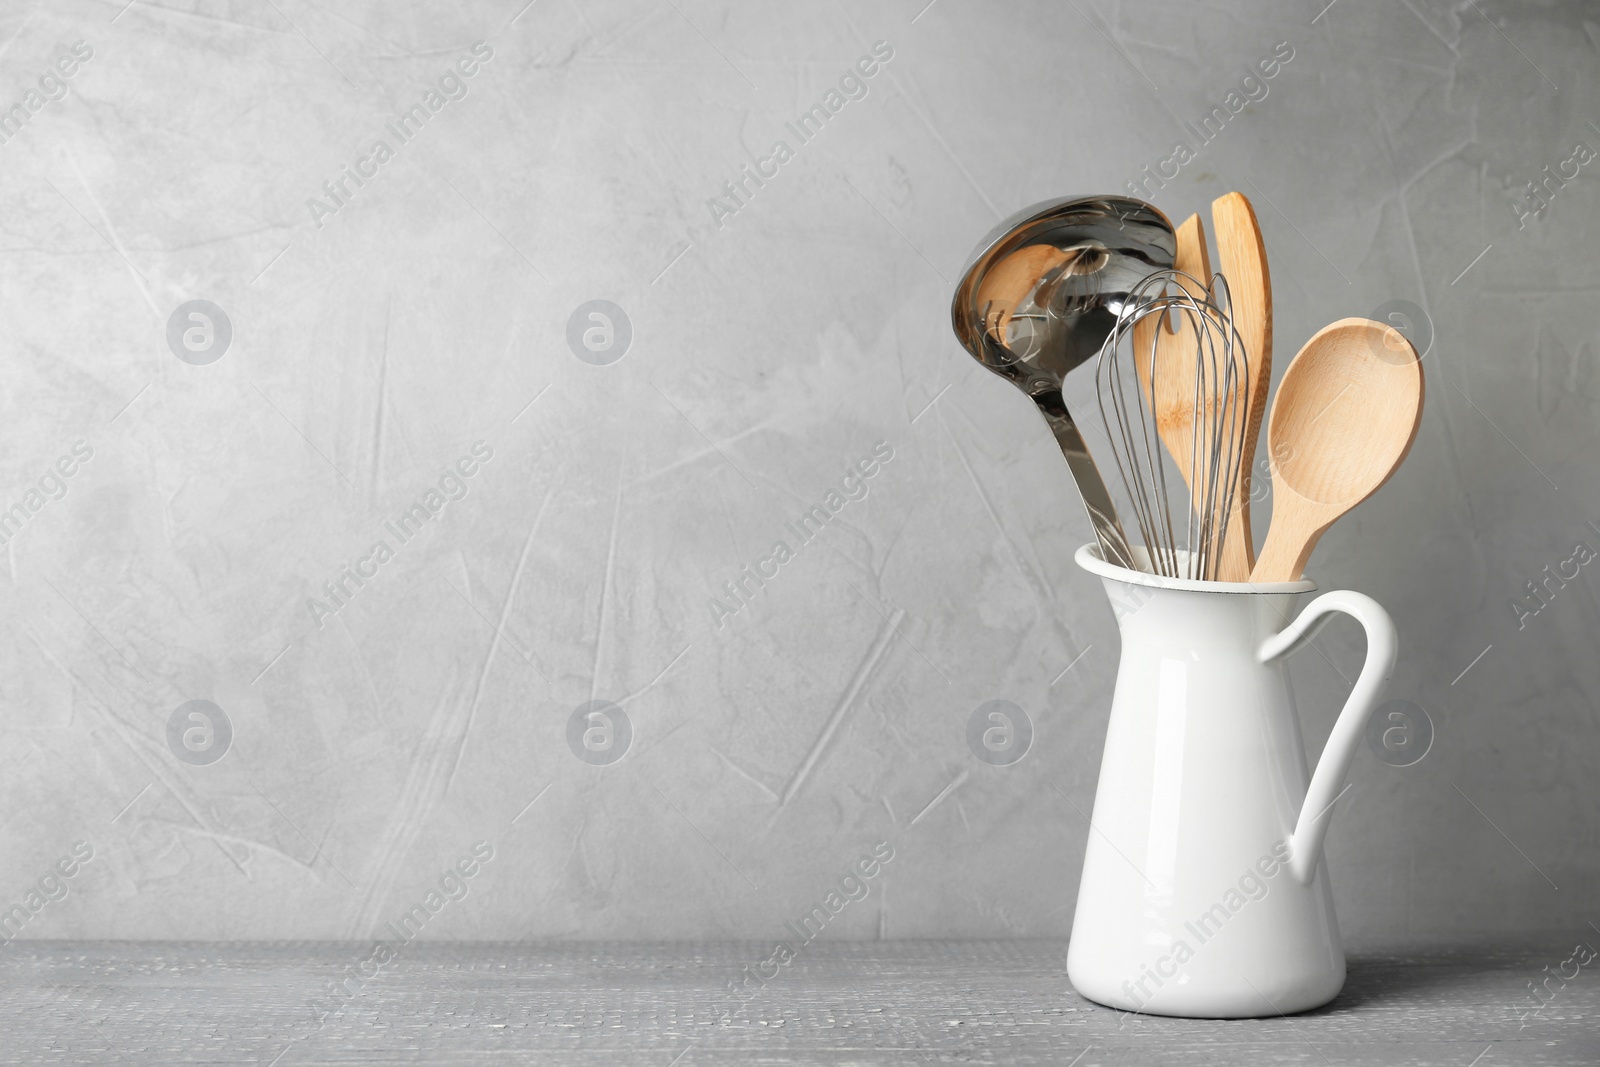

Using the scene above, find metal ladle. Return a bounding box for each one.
[951,196,1176,570]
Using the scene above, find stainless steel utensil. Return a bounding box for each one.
[1095,268,1250,582]
[951,196,1176,569]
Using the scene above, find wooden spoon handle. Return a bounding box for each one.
[1250,495,1324,582]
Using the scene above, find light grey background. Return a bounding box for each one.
[0,0,1595,947]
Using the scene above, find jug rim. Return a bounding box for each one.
[1075,543,1317,594]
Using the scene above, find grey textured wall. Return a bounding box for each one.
[1,0,1596,947]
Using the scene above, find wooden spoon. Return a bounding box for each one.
[1249,318,1425,582]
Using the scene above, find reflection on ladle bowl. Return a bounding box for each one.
[977,241,1113,354]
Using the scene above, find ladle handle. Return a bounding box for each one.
[1257,590,1397,885]
[1034,394,1136,571]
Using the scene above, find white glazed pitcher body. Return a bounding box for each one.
[1066,545,1397,1019]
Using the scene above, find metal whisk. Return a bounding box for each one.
[1094,269,1250,581]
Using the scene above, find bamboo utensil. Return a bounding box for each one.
[1210,192,1273,571]
[1249,318,1424,582]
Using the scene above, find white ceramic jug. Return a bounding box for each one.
[1066,544,1397,1019]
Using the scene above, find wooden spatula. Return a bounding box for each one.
[1210,192,1273,573]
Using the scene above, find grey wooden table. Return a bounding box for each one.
[1,941,1594,1065]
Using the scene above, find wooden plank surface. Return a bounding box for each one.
[1,941,1595,1065]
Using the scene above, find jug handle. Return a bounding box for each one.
[1257,590,1397,886]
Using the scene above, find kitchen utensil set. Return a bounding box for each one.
[952,190,1423,585]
